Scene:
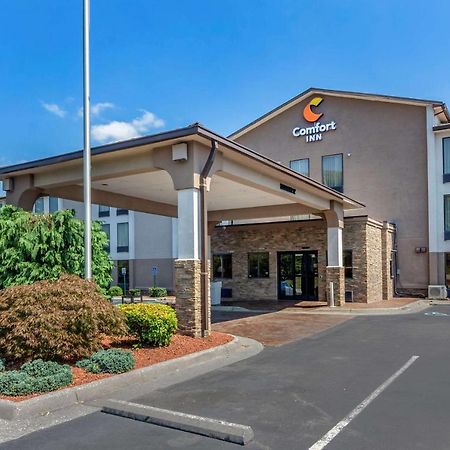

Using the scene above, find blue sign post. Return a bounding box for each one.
[152,266,158,288]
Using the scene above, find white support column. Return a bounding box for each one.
[327,227,343,267]
[177,188,200,259]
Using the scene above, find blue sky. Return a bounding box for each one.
[1,0,449,166]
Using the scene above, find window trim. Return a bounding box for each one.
[443,137,450,183]
[322,153,344,193]
[289,158,310,177]
[248,252,270,278]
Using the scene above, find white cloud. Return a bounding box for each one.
[78,102,115,118]
[42,102,67,118]
[92,110,165,144]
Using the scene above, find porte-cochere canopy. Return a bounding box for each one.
[0,123,364,336]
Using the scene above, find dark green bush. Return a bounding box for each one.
[0,359,72,396]
[76,349,135,374]
[119,304,177,346]
[0,274,127,361]
[0,358,5,372]
[108,286,123,297]
[148,287,167,298]
[129,288,141,298]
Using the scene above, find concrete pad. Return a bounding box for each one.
[102,399,254,445]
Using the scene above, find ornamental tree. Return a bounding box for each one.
[0,205,112,292]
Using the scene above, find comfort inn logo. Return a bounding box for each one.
[292,97,337,143]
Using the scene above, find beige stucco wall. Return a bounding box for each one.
[235,95,429,289]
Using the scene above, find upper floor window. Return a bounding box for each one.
[443,138,450,182]
[445,195,450,240]
[101,223,110,253]
[98,205,110,217]
[117,222,129,252]
[322,153,343,193]
[289,158,310,177]
[49,197,59,213]
[116,208,129,216]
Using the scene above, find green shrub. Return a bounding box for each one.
[0,205,112,293]
[119,304,177,346]
[0,274,128,361]
[76,349,135,374]
[129,288,141,298]
[109,286,123,297]
[0,359,72,396]
[0,358,5,372]
[148,287,168,298]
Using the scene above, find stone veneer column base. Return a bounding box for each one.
[326,266,345,306]
[174,259,203,338]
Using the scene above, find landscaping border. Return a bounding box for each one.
[0,335,263,421]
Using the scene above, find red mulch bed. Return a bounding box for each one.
[0,332,233,402]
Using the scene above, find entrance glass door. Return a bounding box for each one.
[277,251,318,300]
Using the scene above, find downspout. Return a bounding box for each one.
[199,140,218,337]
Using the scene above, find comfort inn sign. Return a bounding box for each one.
[292,97,337,143]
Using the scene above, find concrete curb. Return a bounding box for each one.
[286,300,431,316]
[0,335,263,421]
[102,399,254,445]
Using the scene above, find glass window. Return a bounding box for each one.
[322,154,343,192]
[117,222,129,252]
[116,208,129,216]
[98,205,110,217]
[289,159,310,177]
[445,196,450,240]
[34,197,45,214]
[101,223,110,253]
[213,254,232,279]
[49,197,59,213]
[444,138,450,182]
[248,252,269,278]
[343,250,353,279]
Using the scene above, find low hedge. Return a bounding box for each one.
[76,349,135,374]
[129,289,141,298]
[119,303,177,346]
[108,286,123,297]
[148,287,167,298]
[0,359,72,396]
[0,358,5,372]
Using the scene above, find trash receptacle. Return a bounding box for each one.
[210,281,222,305]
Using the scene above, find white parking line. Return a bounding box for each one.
[309,355,420,450]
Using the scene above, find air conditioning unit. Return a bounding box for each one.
[428,285,448,300]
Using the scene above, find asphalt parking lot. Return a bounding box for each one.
[3,306,450,450]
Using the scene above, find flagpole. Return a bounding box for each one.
[83,0,92,279]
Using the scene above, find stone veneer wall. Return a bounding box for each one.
[174,259,204,337]
[211,216,392,304]
[211,220,328,301]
